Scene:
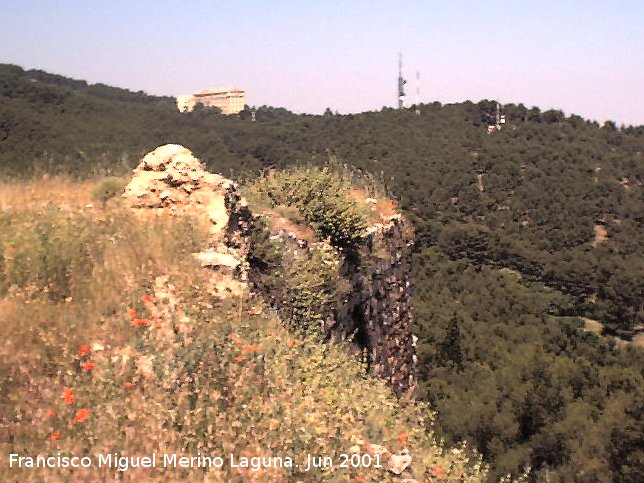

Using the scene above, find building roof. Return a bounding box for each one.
[194,87,245,97]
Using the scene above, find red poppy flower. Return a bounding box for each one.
[141,294,154,303]
[62,387,75,405]
[50,432,62,441]
[287,339,297,347]
[79,344,90,356]
[433,466,445,477]
[126,308,137,318]
[83,361,96,372]
[131,318,149,327]
[45,408,55,418]
[242,344,262,353]
[73,408,90,423]
[396,432,409,444]
[123,382,134,389]
[234,356,244,362]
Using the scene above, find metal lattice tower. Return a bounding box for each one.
[495,101,507,128]
[398,53,407,109]
[415,71,421,115]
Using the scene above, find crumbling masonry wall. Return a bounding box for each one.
[124,144,416,394]
[330,215,416,395]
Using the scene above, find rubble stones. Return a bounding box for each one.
[349,438,417,480]
[123,144,252,280]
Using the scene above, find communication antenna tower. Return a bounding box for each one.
[487,100,507,133]
[415,71,421,115]
[495,101,507,128]
[397,53,407,109]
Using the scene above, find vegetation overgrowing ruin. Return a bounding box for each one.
[0,149,491,481]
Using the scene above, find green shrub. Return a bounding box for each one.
[280,245,344,333]
[247,217,284,274]
[248,219,345,334]
[91,176,126,207]
[0,209,97,299]
[246,166,368,252]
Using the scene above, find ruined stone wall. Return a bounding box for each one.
[330,215,416,395]
[255,211,417,395]
[125,144,416,394]
[122,144,252,280]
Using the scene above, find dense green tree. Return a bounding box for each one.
[439,312,463,369]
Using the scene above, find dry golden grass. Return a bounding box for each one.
[347,188,398,225]
[0,176,97,212]
[582,317,604,335]
[592,223,609,247]
[632,333,644,347]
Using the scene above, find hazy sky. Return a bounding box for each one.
[2,1,643,125]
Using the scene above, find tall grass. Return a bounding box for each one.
[0,176,106,212]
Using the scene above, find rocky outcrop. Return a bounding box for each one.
[123,144,251,280]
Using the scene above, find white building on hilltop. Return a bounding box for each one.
[177,87,246,115]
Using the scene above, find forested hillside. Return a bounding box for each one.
[1,64,642,480]
[414,249,643,480]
